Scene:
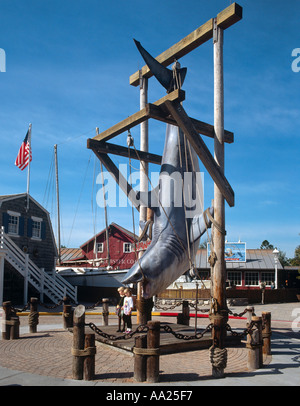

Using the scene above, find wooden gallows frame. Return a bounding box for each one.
[87,2,243,379]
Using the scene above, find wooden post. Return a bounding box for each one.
[247,316,263,370]
[177,300,190,325]
[133,334,147,382]
[72,305,86,380]
[146,321,160,383]
[102,298,109,326]
[28,297,39,333]
[63,296,73,329]
[10,316,20,339]
[210,18,228,379]
[2,301,12,340]
[83,333,96,381]
[246,306,255,327]
[262,312,271,356]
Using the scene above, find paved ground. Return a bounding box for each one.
[0,302,299,386]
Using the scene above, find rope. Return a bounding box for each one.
[209,346,227,369]
[28,311,39,327]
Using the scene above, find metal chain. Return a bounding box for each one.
[161,323,213,340]
[86,322,149,341]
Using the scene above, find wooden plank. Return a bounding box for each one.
[93,89,185,142]
[92,151,140,212]
[87,139,162,165]
[217,2,243,30]
[164,100,234,207]
[130,3,243,86]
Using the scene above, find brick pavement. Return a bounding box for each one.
[0,328,249,383]
[1,302,299,384]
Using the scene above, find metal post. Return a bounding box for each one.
[210,18,228,379]
[54,144,61,265]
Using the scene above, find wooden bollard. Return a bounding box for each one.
[72,305,86,380]
[146,321,160,383]
[262,312,271,356]
[83,333,96,381]
[102,298,109,326]
[63,297,73,329]
[29,297,39,333]
[133,334,147,382]
[177,300,190,326]
[2,301,12,340]
[10,316,20,339]
[247,316,263,370]
[246,306,255,327]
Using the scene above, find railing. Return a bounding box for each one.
[0,226,77,303]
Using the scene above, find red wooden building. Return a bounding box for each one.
[60,223,138,270]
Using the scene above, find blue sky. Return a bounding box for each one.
[0,0,299,258]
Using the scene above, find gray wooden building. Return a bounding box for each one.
[0,193,76,304]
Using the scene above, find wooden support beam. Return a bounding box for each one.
[93,89,185,142]
[164,100,234,207]
[87,139,162,165]
[149,103,233,143]
[93,151,140,212]
[130,3,243,86]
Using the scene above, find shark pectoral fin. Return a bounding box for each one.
[190,207,214,242]
[121,263,144,285]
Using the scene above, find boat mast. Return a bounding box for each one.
[96,128,110,267]
[54,144,61,265]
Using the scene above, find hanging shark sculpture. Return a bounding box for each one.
[121,40,213,299]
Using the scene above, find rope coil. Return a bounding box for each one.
[209,346,227,369]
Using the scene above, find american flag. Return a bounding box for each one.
[15,129,32,171]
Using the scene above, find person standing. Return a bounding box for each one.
[123,288,134,333]
[116,287,125,332]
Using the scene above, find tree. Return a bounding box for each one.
[278,250,290,267]
[260,240,274,250]
[290,245,300,266]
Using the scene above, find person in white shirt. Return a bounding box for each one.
[122,288,133,333]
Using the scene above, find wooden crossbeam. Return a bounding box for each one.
[92,88,233,144]
[130,3,243,86]
[164,100,234,207]
[93,89,185,142]
[149,103,233,144]
[87,139,162,165]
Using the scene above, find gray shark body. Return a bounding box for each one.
[121,39,213,298]
[122,123,213,298]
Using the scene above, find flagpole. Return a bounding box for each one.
[26,123,32,211]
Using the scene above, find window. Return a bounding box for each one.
[245,272,259,286]
[32,220,42,239]
[123,242,132,253]
[95,243,104,253]
[227,271,242,286]
[8,215,19,235]
[261,272,275,286]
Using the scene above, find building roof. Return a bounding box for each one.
[195,248,283,270]
[80,222,137,249]
[0,193,52,216]
[60,248,84,263]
